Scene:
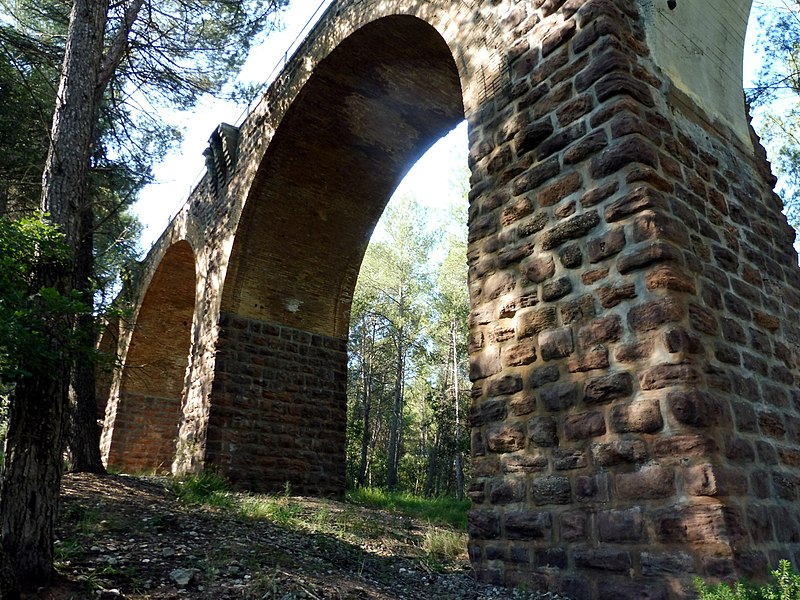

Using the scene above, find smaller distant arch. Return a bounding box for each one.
[104,240,197,473]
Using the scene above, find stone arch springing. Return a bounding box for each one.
[639,0,753,141]
[105,240,197,473]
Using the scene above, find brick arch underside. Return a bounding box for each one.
[209,15,465,493]
[106,241,196,473]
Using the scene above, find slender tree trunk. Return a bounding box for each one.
[0,182,8,215]
[424,426,441,498]
[69,202,106,473]
[65,0,143,476]
[69,327,106,473]
[356,360,372,487]
[386,333,404,491]
[356,322,375,488]
[41,1,107,244]
[366,396,384,486]
[0,0,108,591]
[0,548,17,600]
[452,322,464,500]
[356,402,371,487]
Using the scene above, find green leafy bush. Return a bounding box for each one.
[695,560,800,600]
[0,214,88,383]
[171,472,233,508]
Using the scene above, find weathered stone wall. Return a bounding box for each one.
[100,0,800,597]
[205,313,347,495]
[464,0,800,597]
[660,90,800,576]
[639,0,752,142]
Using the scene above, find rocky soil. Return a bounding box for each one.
[30,474,572,600]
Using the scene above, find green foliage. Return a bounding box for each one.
[238,481,301,525]
[0,20,145,309]
[0,214,88,382]
[0,29,54,213]
[750,2,800,105]
[0,0,290,307]
[59,502,103,535]
[757,109,800,229]
[53,537,82,566]
[104,0,289,108]
[346,487,469,530]
[421,528,466,560]
[0,0,289,172]
[420,527,468,572]
[749,2,800,230]
[170,472,234,508]
[695,560,800,600]
[240,494,302,526]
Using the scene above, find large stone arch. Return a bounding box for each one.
[102,240,197,473]
[104,0,800,596]
[206,14,466,494]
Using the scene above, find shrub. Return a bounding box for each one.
[239,483,301,526]
[422,528,466,560]
[695,560,800,600]
[171,472,233,508]
[239,495,302,526]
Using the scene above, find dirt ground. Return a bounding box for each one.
[28,473,570,600]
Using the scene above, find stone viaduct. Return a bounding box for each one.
[97,0,800,597]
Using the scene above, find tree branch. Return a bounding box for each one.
[96,0,144,98]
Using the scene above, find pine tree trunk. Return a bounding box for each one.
[0,373,70,589]
[386,335,404,491]
[356,399,371,487]
[452,322,464,500]
[0,182,8,215]
[69,203,106,474]
[40,0,108,247]
[424,427,441,498]
[70,339,106,473]
[0,546,18,600]
[356,321,377,488]
[0,0,108,591]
